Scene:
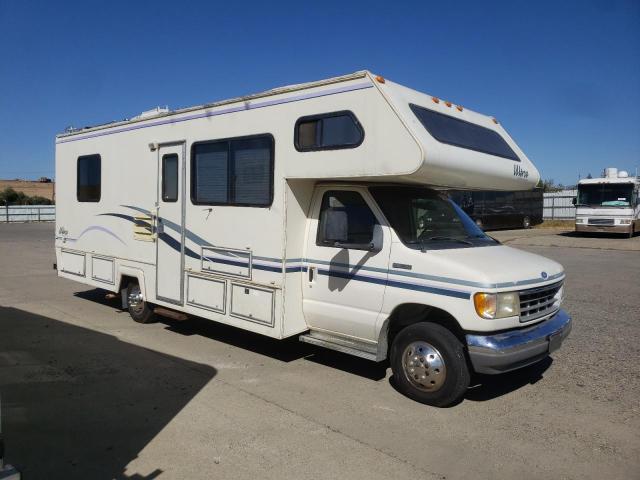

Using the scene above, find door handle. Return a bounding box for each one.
[308,266,316,283]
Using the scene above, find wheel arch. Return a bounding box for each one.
[116,267,147,299]
[376,303,465,361]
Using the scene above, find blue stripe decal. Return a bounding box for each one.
[316,269,470,299]
[57,83,374,144]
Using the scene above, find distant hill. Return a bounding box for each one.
[0,179,55,202]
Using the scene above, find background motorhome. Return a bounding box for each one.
[448,189,543,230]
[574,168,639,237]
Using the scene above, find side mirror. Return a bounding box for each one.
[572,197,577,206]
[370,224,383,252]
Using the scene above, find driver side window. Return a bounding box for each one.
[316,191,378,247]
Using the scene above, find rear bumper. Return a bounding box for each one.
[576,224,631,234]
[466,309,571,374]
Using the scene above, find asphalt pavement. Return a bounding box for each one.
[0,223,638,479]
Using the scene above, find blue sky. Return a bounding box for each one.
[0,0,638,185]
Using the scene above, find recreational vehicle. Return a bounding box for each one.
[448,189,543,230]
[574,168,639,237]
[55,71,571,406]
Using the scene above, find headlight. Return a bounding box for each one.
[619,219,631,225]
[576,218,586,224]
[474,292,520,319]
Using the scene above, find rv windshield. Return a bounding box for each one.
[577,183,634,207]
[369,186,498,250]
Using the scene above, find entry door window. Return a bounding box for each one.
[316,190,378,247]
[162,153,179,202]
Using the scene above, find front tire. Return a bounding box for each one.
[126,283,156,323]
[522,216,531,229]
[390,322,470,407]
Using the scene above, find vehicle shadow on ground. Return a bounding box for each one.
[465,357,553,402]
[560,231,635,239]
[76,288,388,381]
[75,289,549,395]
[0,306,216,480]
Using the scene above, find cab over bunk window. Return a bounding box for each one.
[409,104,520,161]
[295,111,364,151]
[191,134,274,207]
[77,154,101,202]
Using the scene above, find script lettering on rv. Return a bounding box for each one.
[513,165,529,178]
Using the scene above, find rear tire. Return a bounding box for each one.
[126,283,156,324]
[390,322,470,407]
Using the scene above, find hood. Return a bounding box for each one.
[405,244,564,290]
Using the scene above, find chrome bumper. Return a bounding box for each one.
[466,309,572,374]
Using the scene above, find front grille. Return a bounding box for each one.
[519,282,562,323]
[588,218,614,225]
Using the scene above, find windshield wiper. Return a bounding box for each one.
[426,236,473,246]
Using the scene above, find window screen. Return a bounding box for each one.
[295,111,364,151]
[316,190,378,247]
[162,153,179,202]
[192,135,273,206]
[409,104,520,161]
[77,154,101,202]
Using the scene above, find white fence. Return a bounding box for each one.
[543,190,577,220]
[3,205,56,222]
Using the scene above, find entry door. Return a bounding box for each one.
[156,143,185,304]
[303,187,391,341]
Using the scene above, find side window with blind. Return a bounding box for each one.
[162,153,179,202]
[295,111,364,151]
[191,134,274,207]
[77,154,101,202]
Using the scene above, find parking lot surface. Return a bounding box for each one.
[1,223,639,480]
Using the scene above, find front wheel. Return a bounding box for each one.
[390,322,470,407]
[522,216,531,229]
[126,283,156,323]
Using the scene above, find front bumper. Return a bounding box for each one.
[466,309,571,374]
[576,224,631,234]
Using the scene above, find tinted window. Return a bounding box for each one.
[296,111,363,151]
[410,104,520,161]
[316,191,377,247]
[192,135,273,207]
[162,154,179,202]
[77,154,101,202]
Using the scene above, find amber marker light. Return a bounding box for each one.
[492,117,499,124]
[375,75,386,84]
[445,101,452,107]
[456,105,463,112]
[431,96,440,104]
[474,293,497,319]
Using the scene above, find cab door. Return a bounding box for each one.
[302,187,390,341]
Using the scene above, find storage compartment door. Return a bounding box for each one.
[60,250,86,276]
[230,284,275,327]
[186,275,226,313]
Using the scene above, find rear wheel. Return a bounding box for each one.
[390,322,470,407]
[127,283,156,323]
[522,216,531,229]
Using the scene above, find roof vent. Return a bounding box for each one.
[132,106,169,120]
[618,170,629,178]
[604,167,618,178]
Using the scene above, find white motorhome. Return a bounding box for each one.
[574,168,640,238]
[55,71,571,406]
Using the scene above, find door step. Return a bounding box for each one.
[153,307,189,321]
[299,331,379,361]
